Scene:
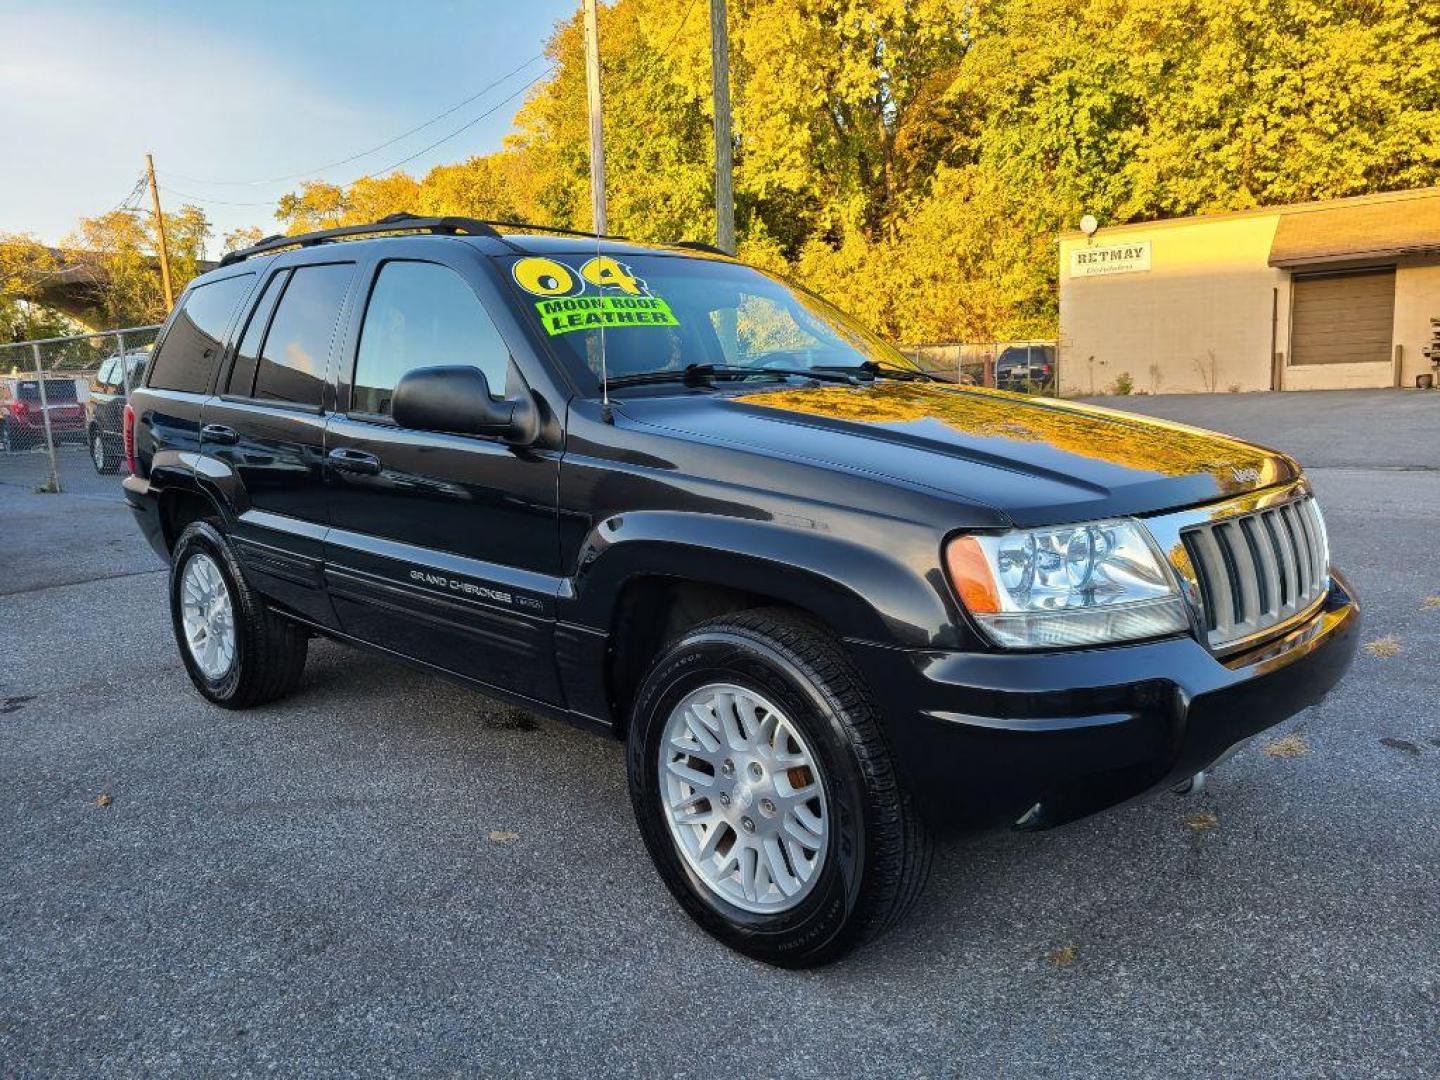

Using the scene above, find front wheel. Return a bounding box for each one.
[90,427,120,473]
[627,608,932,967]
[169,521,308,709]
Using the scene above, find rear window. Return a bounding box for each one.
[16,379,78,402]
[146,274,254,394]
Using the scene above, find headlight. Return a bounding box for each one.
[945,518,1189,648]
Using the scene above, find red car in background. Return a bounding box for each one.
[1,375,87,452]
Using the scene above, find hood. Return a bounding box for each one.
[616,382,1298,527]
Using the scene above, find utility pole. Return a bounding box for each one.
[582,0,607,235]
[710,0,735,255]
[145,153,175,310]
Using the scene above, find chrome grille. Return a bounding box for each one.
[1180,494,1329,652]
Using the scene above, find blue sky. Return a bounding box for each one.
[0,0,578,250]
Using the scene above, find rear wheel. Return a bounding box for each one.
[90,427,119,473]
[169,521,308,709]
[627,608,932,967]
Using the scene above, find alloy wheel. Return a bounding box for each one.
[659,682,829,914]
[180,552,236,680]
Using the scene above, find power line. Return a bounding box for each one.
[357,66,555,178]
[160,186,276,208]
[160,53,547,189]
[163,64,556,216]
[355,0,701,184]
[106,173,149,216]
[153,0,702,215]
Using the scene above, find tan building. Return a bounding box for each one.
[1057,187,1440,395]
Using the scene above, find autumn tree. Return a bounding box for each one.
[267,0,1440,344]
[0,235,69,343]
[62,204,212,327]
[275,180,349,233]
[222,226,268,254]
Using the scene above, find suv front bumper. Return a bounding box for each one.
[846,570,1360,835]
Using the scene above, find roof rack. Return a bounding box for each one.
[477,219,629,242]
[218,213,503,266]
[218,212,634,267]
[670,240,732,256]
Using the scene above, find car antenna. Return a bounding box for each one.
[594,225,613,423]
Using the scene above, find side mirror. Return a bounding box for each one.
[391,365,538,445]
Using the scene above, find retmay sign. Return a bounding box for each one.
[1070,241,1151,277]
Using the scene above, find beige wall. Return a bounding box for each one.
[1059,217,1440,394]
[1393,257,1440,388]
[1059,215,1286,395]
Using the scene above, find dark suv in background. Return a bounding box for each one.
[86,348,148,473]
[122,215,1359,967]
[994,343,1056,391]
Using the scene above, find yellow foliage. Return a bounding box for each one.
[267,0,1440,344]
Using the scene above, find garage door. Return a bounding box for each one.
[1290,267,1395,365]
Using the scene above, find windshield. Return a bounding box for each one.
[500,252,920,393]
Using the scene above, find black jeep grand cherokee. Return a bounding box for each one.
[123,215,1359,967]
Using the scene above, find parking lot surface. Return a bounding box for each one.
[2,390,1437,1078]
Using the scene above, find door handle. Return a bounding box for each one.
[327,447,382,476]
[201,423,238,446]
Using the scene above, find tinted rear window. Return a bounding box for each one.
[16,379,79,401]
[146,274,254,394]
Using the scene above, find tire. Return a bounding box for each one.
[90,426,120,474]
[169,520,308,709]
[627,608,932,968]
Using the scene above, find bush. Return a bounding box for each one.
[1111,371,1134,395]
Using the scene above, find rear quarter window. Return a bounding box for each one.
[146,274,254,394]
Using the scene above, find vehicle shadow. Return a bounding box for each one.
[287,636,1276,981]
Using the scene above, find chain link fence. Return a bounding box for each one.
[900,340,1058,393]
[1,326,1057,495]
[1,325,161,493]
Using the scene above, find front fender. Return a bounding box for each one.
[563,509,966,649]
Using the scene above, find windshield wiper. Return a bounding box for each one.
[817,361,943,383]
[606,364,861,390]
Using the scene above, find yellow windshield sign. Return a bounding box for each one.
[512,255,679,336]
[534,294,679,336]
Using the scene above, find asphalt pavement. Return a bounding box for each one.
[1,391,1437,1078]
